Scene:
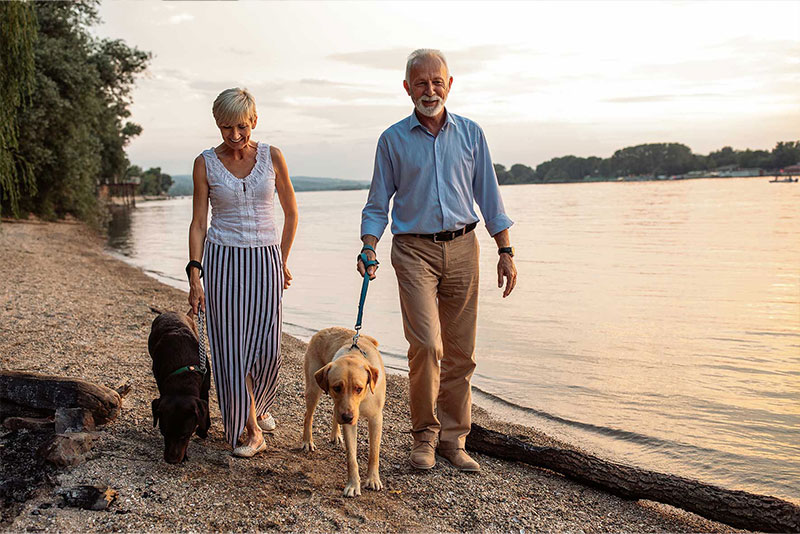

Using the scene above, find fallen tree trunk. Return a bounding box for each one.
[466,424,800,533]
[0,371,121,425]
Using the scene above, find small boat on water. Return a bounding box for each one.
[769,176,798,183]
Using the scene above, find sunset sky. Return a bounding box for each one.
[95,1,800,179]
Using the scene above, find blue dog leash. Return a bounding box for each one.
[352,245,379,350]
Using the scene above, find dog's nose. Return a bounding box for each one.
[341,413,353,424]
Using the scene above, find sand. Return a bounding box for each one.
[0,219,746,533]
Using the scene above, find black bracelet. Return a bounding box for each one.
[186,260,204,280]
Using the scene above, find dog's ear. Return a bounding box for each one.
[314,363,332,394]
[365,365,380,394]
[151,398,160,427]
[195,398,208,421]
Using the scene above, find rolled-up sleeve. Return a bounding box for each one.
[472,127,513,236]
[360,135,396,240]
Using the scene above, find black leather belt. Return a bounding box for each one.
[411,222,477,242]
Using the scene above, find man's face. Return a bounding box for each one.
[403,56,453,118]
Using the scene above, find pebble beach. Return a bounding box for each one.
[0,219,747,533]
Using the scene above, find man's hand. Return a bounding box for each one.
[497,254,517,298]
[357,248,378,280]
[357,236,379,280]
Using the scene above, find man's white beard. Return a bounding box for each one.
[414,96,444,117]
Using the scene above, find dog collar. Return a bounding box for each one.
[168,365,206,378]
[349,342,369,359]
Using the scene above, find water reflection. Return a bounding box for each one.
[106,206,133,256]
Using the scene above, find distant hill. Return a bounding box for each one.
[168,174,369,196]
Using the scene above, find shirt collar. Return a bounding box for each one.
[408,108,456,132]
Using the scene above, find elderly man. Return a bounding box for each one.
[358,48,517,472]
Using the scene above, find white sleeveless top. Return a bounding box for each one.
[201,142,280,248]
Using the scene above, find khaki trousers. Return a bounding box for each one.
[390,231,479,449]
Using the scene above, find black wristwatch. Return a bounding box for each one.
[185,260,204,281]
[498,246,515,257]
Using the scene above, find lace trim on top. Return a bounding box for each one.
[204,142,272,186]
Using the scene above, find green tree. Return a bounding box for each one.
[13,0,150,222]
[707,146,738,168]
[137,167,172,196]
[0,2,38,217]
[771,141,800,169]
[609,143,693,176]
[494,163,512,185]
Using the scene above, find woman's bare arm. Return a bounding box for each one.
[272,146,298,288]
[188,155,209,312]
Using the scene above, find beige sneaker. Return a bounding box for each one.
[436,447,480,472]
[257,413,276,432]
[232,437,266,458]
[409,440,436,470]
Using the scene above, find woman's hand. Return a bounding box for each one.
[189,277,205,313]
[283,263,293,289]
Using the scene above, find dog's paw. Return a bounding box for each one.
[363,474,382,491]
[329,434,343,447]
[301,441,316,452]
[342,480,361,498]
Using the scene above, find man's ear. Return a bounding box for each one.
[365,365,380,394]
[403,79,411,95]
[314,363,332,394]
[151,398,160,427]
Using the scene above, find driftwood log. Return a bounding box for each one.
[466,424,799,532]
[0,370,121,425]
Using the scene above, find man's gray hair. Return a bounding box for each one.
[405,49,449,82]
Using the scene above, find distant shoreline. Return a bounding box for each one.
[499,173,799,186]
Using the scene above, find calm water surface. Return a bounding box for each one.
[108,178,800,502]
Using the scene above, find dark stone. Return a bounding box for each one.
[2,417,54,431]
[57,485,117,511]
[54,408,95,434]
[37,433,94,467]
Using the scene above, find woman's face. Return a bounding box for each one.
[217,116,256,151]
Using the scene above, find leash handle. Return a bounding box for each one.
[353,252,378,348]
[197,309,208,374]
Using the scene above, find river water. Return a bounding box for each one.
[107,177,800,502]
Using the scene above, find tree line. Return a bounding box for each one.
[495,141,800,185]
[1,1,151,223]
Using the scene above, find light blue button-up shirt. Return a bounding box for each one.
[360,110,513,239]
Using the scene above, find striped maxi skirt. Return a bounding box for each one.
[202,241,283,447]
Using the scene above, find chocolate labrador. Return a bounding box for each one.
[148,311,210,463]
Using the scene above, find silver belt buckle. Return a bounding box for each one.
[432,232,441,243]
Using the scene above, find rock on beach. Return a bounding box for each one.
[0,219,747,533]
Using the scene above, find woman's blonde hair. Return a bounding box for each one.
[212,88,257,126]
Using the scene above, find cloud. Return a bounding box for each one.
[327,47,410,71]
[327,44,530,75]
[186,78,395,106]
[167,13,194,25]
[635,38,800,82]
[603,93,720,104]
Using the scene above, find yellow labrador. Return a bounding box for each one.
[302,327,386,497]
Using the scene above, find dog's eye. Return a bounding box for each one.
[354,386,363,393]
[332,385,342,393]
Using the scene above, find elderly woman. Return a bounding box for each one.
[187,88,298,457]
